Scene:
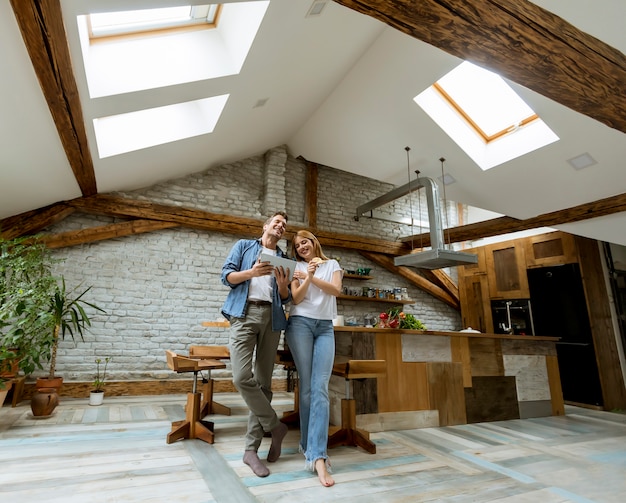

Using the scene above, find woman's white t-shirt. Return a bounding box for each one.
[289,259,342,321]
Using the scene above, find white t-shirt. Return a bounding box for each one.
[248,246,274,302]
[289,259,342,321]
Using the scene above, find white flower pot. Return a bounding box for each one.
[89,390,104,406]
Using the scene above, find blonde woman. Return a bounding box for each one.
[286,230,342,487]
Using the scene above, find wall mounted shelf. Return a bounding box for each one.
[337,294,413,305]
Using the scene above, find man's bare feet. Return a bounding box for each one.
[315,458,335,487]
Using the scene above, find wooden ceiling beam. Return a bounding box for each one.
[402,191,626,247]
[0,202,75,240]
[360,251,459,309]
[65,194,410,256]
[10,0,97,196]
[333,0,626,134]
[42,219,180,249]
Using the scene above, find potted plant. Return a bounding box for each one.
[90,356,111,406]
[1,235,106,392]
[36,278,107,391]
[0,235,58,377]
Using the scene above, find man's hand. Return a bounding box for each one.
[252,259,275,277]
[275,265,291,299]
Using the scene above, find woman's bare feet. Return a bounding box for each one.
[315,458,335,487]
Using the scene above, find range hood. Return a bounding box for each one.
[356,176,478,270]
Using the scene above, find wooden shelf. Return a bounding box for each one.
[343,273,373,280]
[337,294,413,305]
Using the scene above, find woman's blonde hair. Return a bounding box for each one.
[290,230,330,262]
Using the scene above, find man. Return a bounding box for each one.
[221,211,292,477]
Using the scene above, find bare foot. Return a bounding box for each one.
[315,458,335,487]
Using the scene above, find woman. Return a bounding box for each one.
[286,230,342,487]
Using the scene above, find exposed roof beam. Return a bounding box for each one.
[10,0,97,196]
[334,0,626,134]
[402,191,626,247]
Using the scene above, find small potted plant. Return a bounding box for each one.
[90,356,111,406]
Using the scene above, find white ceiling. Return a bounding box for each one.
[1,0,626,245]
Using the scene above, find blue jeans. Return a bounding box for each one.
[285,315,335,469]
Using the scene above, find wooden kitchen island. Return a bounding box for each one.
[331,327,564,431]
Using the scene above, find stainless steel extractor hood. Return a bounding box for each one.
[356,175,478,270]
[394,177,477,269]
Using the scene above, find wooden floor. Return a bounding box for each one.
[1,392,625,503]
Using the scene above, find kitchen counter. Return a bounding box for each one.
[332,326,564,429]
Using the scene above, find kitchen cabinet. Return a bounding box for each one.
[485,241,529,299]
[457,247,487,276]
[458,273,492,333]
[458,230,626,410]
[524,231,577,268]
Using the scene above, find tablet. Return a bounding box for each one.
[259,253,296,281]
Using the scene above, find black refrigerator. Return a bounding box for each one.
[527,264,603,406]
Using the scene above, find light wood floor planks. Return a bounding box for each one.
[1,392,625,502]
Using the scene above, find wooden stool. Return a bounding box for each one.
[188,345,231,417]
[327,359,386,454]
[276,347,299,426]
[11,375,26,407]
[165,350,226,444]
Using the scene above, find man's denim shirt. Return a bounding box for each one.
[221,238,292,331]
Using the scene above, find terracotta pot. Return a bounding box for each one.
[0,349,20,378]
[36,376,63,392]
[30,387,59,417]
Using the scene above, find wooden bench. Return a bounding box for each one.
[188,345,231,417]
[165,350,226,445]
[328,358,386,454]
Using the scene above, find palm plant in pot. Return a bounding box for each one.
[90,356,111,406]
[36,278,107,391]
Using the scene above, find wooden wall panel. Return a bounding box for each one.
[450,336,472,388]
[376,332,429,412]
[469,338,504,376]
[426,362,466,426]
[464,376,520,423]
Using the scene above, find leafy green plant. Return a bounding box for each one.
[0,236,58,375]
[46,278,107,379]
[1,235,106,377]
[93,356,111,392]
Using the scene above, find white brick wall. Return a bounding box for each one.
[42,145,461,382]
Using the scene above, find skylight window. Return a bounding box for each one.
[76,1,269,97]
[415,61,558,170]
[93,95,229,158]
[88,5,220,39]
